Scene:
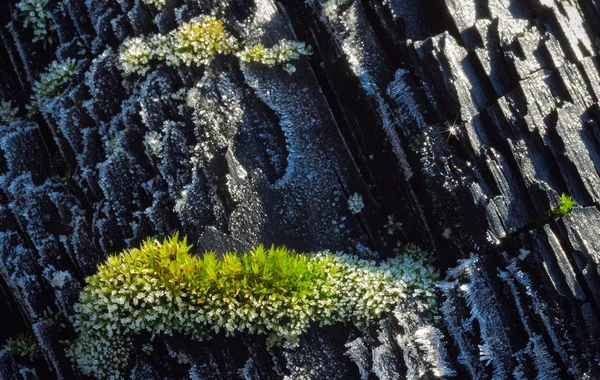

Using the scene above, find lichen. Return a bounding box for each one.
[32,58,78,100]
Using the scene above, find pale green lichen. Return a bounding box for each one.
[70,235,438,379]
[118,16,310,77]
[17,0,56,45]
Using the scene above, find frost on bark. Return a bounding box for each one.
[1,0,600,378]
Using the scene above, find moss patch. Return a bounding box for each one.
[71,235,437,378]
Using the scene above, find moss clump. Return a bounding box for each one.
[0,100,20,125]
[237,40,313,74]
[118,16,310,77]
[33,59,78,99]
[4,333,41,361]
[70,234,437,378]
[536,193,576,226]
[17,0,56,46]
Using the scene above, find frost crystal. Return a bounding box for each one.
[348,193,364,214]
[144,131,163,158]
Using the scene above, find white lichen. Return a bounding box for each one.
[33,58,78,100]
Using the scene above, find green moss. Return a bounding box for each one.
[17,0,57,46]
[0,100,20,125]
[4,333,41,361]
[33,59,78,100]
[70,234,438,378]
[536,193,576,226]
[118,16,311,77]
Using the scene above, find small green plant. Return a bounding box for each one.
[0,100,20,125]
[4,333,41,361]
[17,0,56,46]
[142,0,165,10]
[33,58,78,99]
[237,40,313,74]
[536,193,576,226]
[26,58,78,116]
[70,234,438,378]
[384,215,402,235]
[118,16,311,77]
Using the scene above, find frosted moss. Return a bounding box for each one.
[0,100,20,125]
[17,0,56,45]
[118,16,310,77]
[33,58,78,100]
[70,235,438,378]
[348,193,364,214]
[237,40,313,74]
[4,333,41,361]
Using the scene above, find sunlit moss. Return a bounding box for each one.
[70,234,438,378]
[118,16,310,77]
[535,193,576,226]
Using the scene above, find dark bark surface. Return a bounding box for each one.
[1,0,600,378]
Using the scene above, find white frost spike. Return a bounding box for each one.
[414,326,457,377]
[345,337,371,380]
[393,299,456,379]
[530,334,560,380]
[441,254,513,379]
[387,69,427,129]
